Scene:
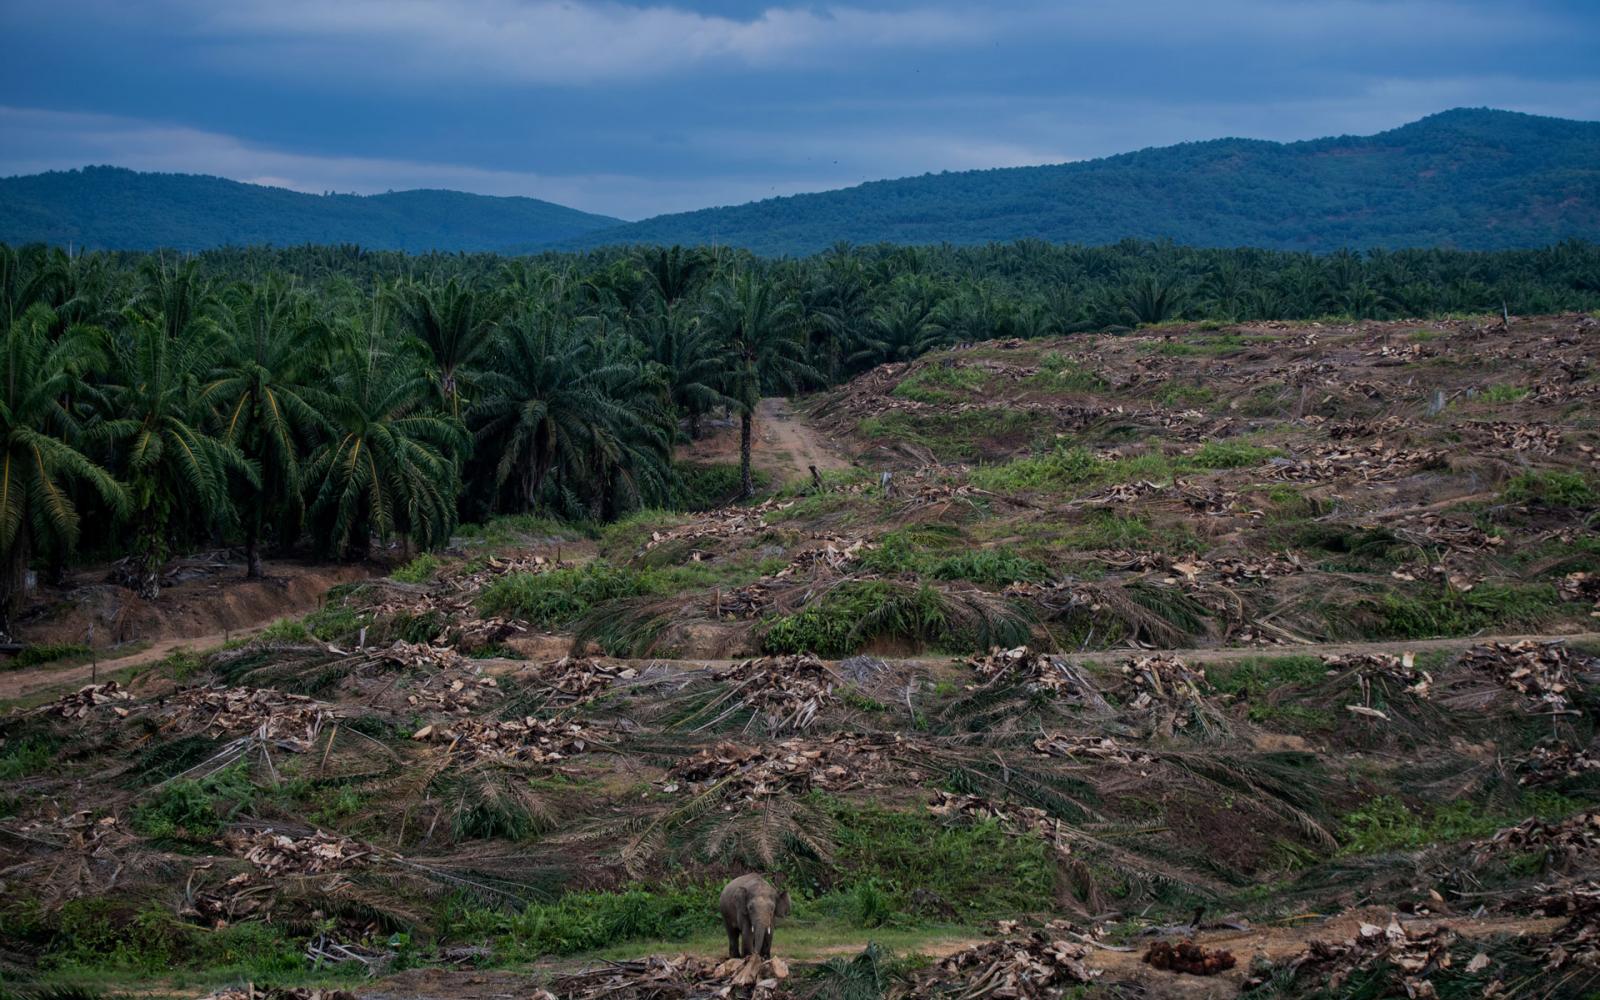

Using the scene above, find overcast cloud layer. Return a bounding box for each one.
[2,0,1597,219]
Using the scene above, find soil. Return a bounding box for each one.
[680,396,853,486]
[0,559,375,699]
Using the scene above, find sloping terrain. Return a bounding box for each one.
[557,109,1600,253]
[3,314,1600,999]
[0,167,623,252]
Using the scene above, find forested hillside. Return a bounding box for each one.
[558,108,1600,254]
[0,166,623,252]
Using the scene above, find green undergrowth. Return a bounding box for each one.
[130,762,255,840]
[761,580,1027,657]
[7,643,92,669]
[969,441,1280,495]
[390,553,443,584]
[1338,791,1580,855]
[6,898,311,982]
[1371,582,1571,639]
[861,529,1048,586]
[480,560,762,629]
[670,462,768,511]
[441,885,717,961]
[857,409,1033,461]
[1501,469,1597,508]
[892,364,987,403]
[0,736,58,779]
[453,513,593,548]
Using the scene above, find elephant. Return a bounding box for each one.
[719,873,791,960]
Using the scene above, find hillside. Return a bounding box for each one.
[0,166,623,252]
[5,313,1600,997]
[558,108,1600,254]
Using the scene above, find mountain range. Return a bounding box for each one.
[2,109,1596,254]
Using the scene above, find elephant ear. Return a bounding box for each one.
[775,891,791,918]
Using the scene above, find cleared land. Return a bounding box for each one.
[3,314,1599,999]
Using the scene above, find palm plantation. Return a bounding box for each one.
[0,236,1595,614]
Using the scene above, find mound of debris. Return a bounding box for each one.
[1032,733,1150,765]
[1115,655,1225,737]
[1466,421,1563,453]
[410,716,606,764]
[1143,939,1237,976]
[928,791,1070,859]
[1517,740,1600,786]
[40,681,134,720]
[663,733,917,800]
[1325,652,1433,709]
[1267,916,1457,998]
[222,829,376,876]
[1560,572,1600,617]
[969,647,1108,707]
[545,953,792,1000]
[200,987,356,1000]
[1268,442,1445,484]
[711,655,836,732]
[911,926,1100,997]
[1459,641,1588,716]
[527,656,637,704]
[1474,812,1600,871]
[1524,882,1600,971]
[160,686,334,751]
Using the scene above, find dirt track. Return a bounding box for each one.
[755,396,852,483]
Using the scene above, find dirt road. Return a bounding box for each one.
[754,397,851,484]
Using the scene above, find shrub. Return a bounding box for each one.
[1502,470,1596,508]
[1187,441,1278,470]
[1373,583,1565,639]
[0,737,57,779]
[10,643,90,668]
[761,581,1026,656]
[442,886,718,960]
[669,462,760,511]
[391,553,443,583]
[131,762,255,840]
[479,561,732,629]
[928,548,1049,586]
[970,446,1102,492]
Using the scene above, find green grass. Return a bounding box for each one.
[669,462,766,511]
[391,553,443,583]
[1208,655,1329,700]
[860,529,1047,586]
[0,736,58,779]
[441,886,718,961]
[1025,352,1106,393]
[857,409,1033,461]
[8,643,92,669]
[299,602,367,643]
[777,798,1056,922]
[1480,384,1530,403]
[453,513,592,548]
[970,441,1276,495]
[9,899,310,981]
[1501,469,1596,508]
[130,762,255,840]
[480,560,762,630]
[761,581,1027,657]
[256,617,309,642]
[1339,791,1579,855]
[1372,583,1570,639]
[893,364,987,404]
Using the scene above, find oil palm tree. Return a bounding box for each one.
[388,277,500,418]
[0,304,127,633]
[470,303,609,513]
[96,313,254,599]
[638,301,727,440]
[705,273,816,499]
[307,306,467,559]
[203,277,332,577]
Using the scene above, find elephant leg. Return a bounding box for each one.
[727,924,742,958]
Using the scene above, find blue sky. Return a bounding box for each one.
[2,0,1597,220]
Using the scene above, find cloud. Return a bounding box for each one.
[100,0,986,86]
